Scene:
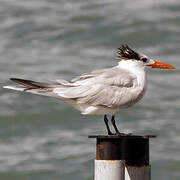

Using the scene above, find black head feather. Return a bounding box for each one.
[117,45,140,60]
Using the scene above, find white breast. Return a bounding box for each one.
[117,60,147,108]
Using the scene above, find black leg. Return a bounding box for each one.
[104,115,113,135]
[111,115,121,135]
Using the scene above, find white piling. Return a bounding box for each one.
[125,166,151,180]
[95,160,125,180]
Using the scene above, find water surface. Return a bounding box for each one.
[1,0,180,179]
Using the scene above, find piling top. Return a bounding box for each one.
[89,134,156,166]
[89,134,157,139]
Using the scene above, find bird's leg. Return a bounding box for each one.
[104,115,113,135]
[111,115,122,135]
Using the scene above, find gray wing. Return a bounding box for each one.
[71,68,108,83]
[54,67,136,108]
[72,67,134,86]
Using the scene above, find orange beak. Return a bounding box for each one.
[148,60,176,69]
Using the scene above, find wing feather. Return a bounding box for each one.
[54,67,135,108]
[76,85,129,108]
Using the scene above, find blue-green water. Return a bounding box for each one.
[1,0,180,179]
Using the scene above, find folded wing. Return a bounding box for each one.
[54,67,135,108]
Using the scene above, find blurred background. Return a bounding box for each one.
[0,0,180,179]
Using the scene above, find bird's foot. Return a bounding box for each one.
[108,131,114,135]
[104,115,133,136]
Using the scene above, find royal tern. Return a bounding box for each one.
[3,45,176,135]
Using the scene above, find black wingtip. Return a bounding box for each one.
[9,78,51,88]
[10,78,19,81]
[10,78,28,83]
[9,78,39,88]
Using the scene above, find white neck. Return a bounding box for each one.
[117,60,147,87]
[117,60,146,71]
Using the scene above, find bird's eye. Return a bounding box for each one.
[141,58,148,62]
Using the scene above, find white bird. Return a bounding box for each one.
[3,45,176,135]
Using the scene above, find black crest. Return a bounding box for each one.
[117,45,140,60]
